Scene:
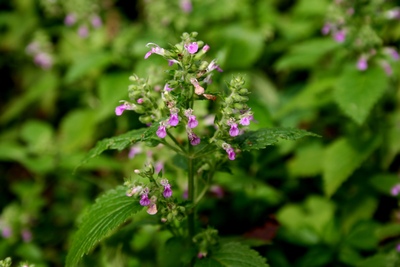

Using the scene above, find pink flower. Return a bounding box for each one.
[34,53,53,70]
[391,184,400,196]
[357,56,368,71]
[202,44,210,52]
[156,124,167,138]
[163,184,172,198]
[185,42,198,54]
[78,25,89,38]
[21,229,32,242]
[226,147,236,160]
[229,123,239,137]
[128,145,142,159]
[164,83,173,91]
[147,203,158,215]
[1,226,12,238]
[91,15,102,28]
[115,104,127,116]
[321,23,331,35]
[64,13,76,26]
[240,114,252,126]
[180,0,192,13]
[140,191,151,206]
[188,131,201,146]
[144,43,165,59]
[333,30,346,43]
[168,59,179,66]
[169,112,179,126]
[187,115,198,128]
[381,61,393,76]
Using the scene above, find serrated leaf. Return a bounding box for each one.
[195,242,269,267]
[334,65,389,125]
[234,127,320,151]
[79,125,158,167]
[65,186,142,267]
[323,136,381,197]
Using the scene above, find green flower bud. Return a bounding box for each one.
[233,103,245,109]
[139,115,153,124]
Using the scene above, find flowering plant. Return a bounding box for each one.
[65,32,317,267]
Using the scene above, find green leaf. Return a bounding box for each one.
[275,39,339,70]
[79,125,158,167]
[234,127,320,151]
[323,136,380,197]
[65,51,112,83]
[65,186,142,267]
[334,65,389,125]
[194,242,269,267]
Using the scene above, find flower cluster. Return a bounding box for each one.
[116,32,255,160]
[322,1,400,75]
[62,0,103,38]
[125,165,173,215]
[25,35,54,70]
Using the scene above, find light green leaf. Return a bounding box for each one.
[65,51,112,83]
[65,186,142,267]
[79,125,158,167]
[275,39,339,70]
[334,65,389,125]
[323,136,381,197]
[234,127,320,151]
[194,242,269,267]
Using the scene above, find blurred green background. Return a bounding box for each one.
[1,0,400,266]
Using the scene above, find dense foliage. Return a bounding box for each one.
[1,0,400,266]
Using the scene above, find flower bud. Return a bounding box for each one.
[139,115,153,124]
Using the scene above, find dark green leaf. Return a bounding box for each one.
[78,125,158,167]
[65,186,142,267]
[195,242,269,267]
[234,127,320,151]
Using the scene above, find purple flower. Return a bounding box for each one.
[163,184,173,198]
[381,61,393,76]
[240,114,252,126]
[386,48,399,61]
[140,193,151,206]
[397,243,400,252]
[333,30,346,43]
[188,131,201,146]
[169,112,179,126]
[156,124,167,138]
[34,53,53,69]
[226,147,236,160]
[229,123,239,137]
[164,83,173,91]
[357,56,368,71]
[210,185,224,198]
[155,161,164,174]
[1,226,12,238]
[115,104,127,116]
[91,15,102,28]
[144,43,165,59]
[391,184,400,196]
[137,98,144,104]
[187,115,198,128]
[129,144,142,159]
[64,13,76,26]
[321,23,331,35]
[168,59,179,66]
[202,44,210,52]
[78,25,89,38]
[180,0,192,13]
[21,229,32,242]
[185,42,198,54]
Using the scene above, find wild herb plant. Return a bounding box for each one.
[65,32,317,267]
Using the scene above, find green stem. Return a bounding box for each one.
[187,145,195,242]
[167,131,187,154]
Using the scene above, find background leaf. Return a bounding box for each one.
[323,136,381,197]
[65,186,142,267]
[234,127,320,151]
[334,65,389,125]
[194,242,269,267]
